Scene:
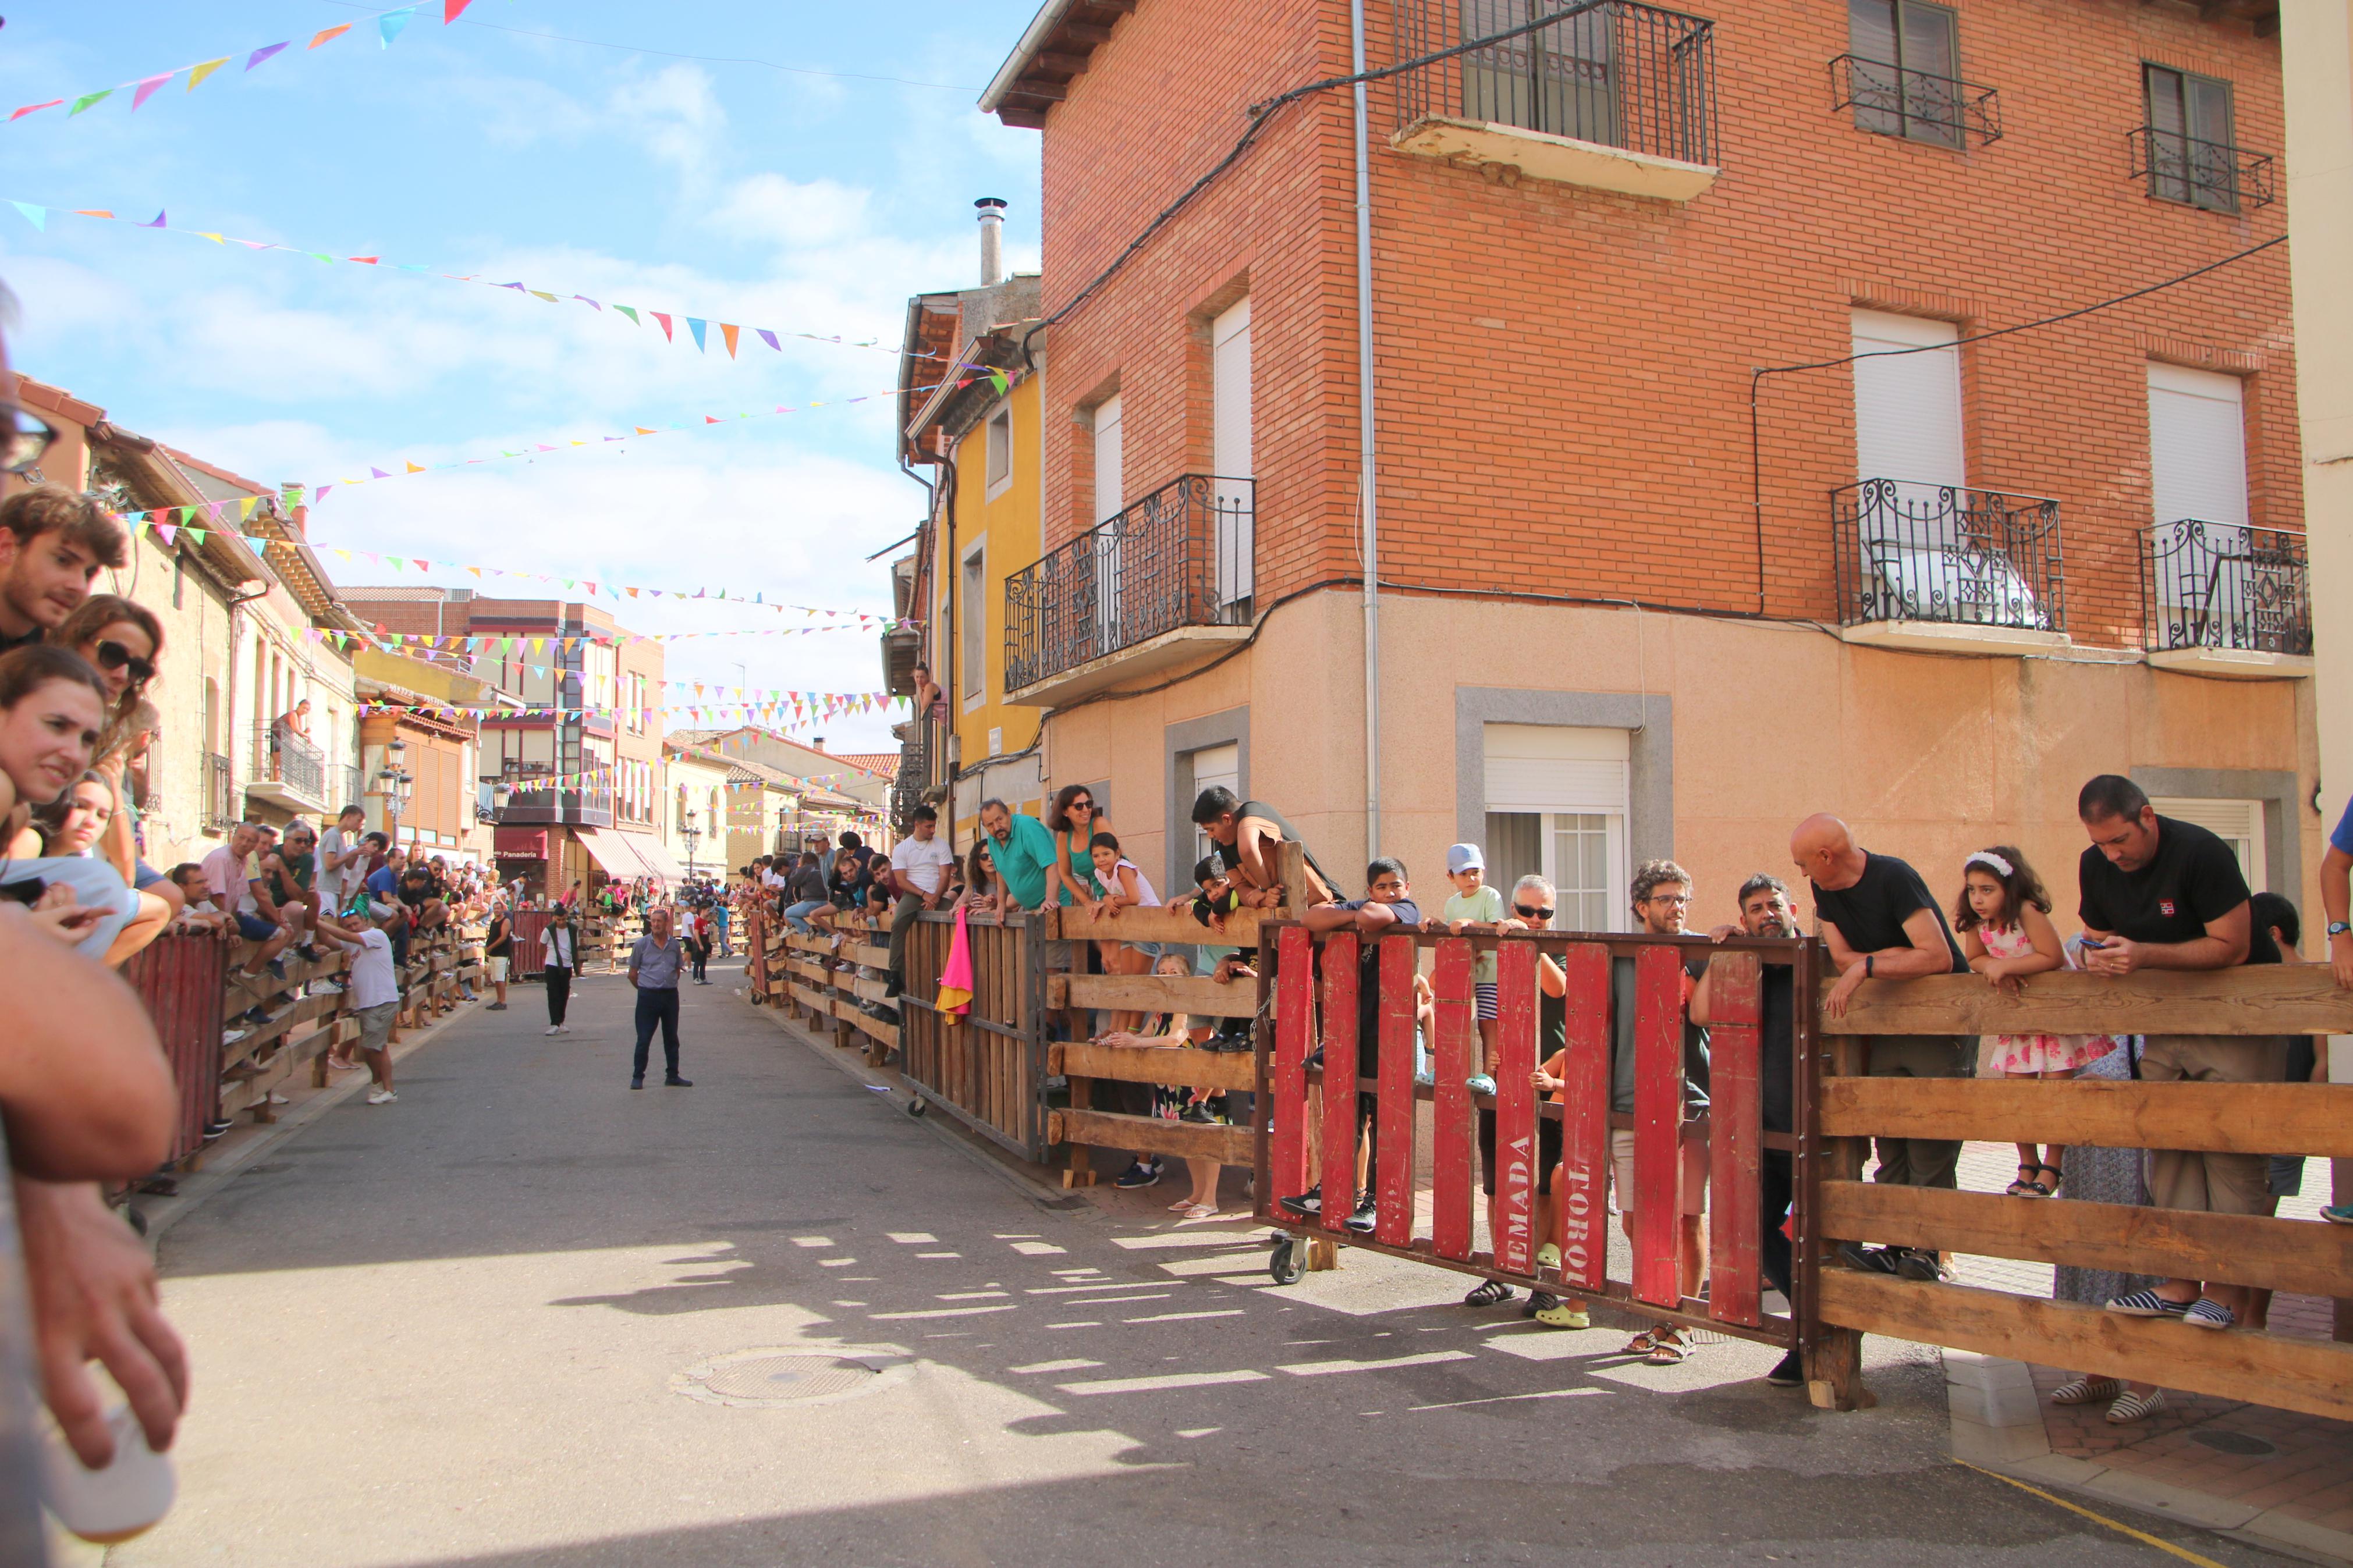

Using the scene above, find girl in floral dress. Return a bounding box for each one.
[1953,846,2115,1198]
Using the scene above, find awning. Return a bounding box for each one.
[494,827,548,859]
[573,827,652,880]
[613,830,685,883]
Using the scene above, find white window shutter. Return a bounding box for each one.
[1851,310,1965,489]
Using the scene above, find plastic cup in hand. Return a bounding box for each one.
[40,1406,176,1544]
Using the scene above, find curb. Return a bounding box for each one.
[1943,1350,2353,1565]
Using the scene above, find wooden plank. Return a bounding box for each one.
[1270,925,1313,1205]
[1320,933,1360,1236]
[1431,938,1475,1263]
[1375,935,1417,1249]
[1818,1271,2353,1424]
[789,981,831,1014]
[1049,1107,1252,1165]
[1631,945,1683,1307]
[1820,1078,2353,1158]
[1045,904,1266,948]
[1705,951,1764,1329]
[1822,963,2353,1037]
[843,974,892,1004]
[1049,972,1258,1017]
[1491,940,1538,1276]
[831,997,900,1048]
[1819,1181,2353,1300]
[839,943,890,968]
[1557,943,1611,1295]
[1049,1041,1257,1093]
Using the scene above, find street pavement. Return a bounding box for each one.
[118,958,2305,1567]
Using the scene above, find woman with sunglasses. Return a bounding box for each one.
[0,645,142,957]
[53,594,182,943]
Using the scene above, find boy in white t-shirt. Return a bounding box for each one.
[311,907,402,1105]
[1441,843,1507,1091]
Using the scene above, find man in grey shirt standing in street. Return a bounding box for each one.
[628,906,692,1091]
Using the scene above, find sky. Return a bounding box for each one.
[0,0,1045,752]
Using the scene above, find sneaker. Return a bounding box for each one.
[2106,1289,2194,1318]
[2184,1297,2235,1331]
[1838,1242,1897,1275]
[1177,1101,1217,1125]
[266,1091,290,1106]
[295,945,320,965]
[2323,1203,2353,1226]
[1278,1183,1322,1217]
[664,1076,694,1087]
[265,957,288,982]
[1764,1348,1805,1387]
[365,1087,396,1105]
[1343,1191,1377,1234]
[1464,1073,1497,1097]
[1412,1069,1436,1087]
[630,1077,644,1091]
[558,1025,572,1034]
[487,1002,507,1011]
[1114,1160,1163,1190]
[222,1028,250,1047]
[545,1026,560,1037]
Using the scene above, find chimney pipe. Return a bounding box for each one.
[975,197,1007,286]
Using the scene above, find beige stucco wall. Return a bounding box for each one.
[1042,589,2320,939]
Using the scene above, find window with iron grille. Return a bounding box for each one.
[1844,0,1963,149]
[2141,65,2241,213]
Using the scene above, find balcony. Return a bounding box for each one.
[247,724,330,815]
[1832,479,2069,656]
[1004,474,1255,705]
[494,763,614,828]
[891,724,933,830]
[1829,55,2000,148]
[204,752,236,833]
[2128,126,2274,214]
[1389,0,1719,202]
[2140,520,2312,679]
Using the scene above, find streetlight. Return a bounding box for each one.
[378,738,413,852]
[681,808,702,883]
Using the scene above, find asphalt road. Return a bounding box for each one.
[120,957,2299,1567]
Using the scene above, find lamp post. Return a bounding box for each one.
[681,808,702,883]
[379,738,413,854]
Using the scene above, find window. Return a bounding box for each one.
[2150,797,2264,891]
[1846,0,1962,149]
[1092,395,1123,525]
[171,551,183,610]
[1211,298,1255,607]
[1091,394,1124,650]
[1482,724,1630,932]
[1186,742,1239,871]
[985,407,1013,495]
[2147,365,2247,530]
[2143,65,2238,212]
[1851,310,1964,496]
[961,545,985,701]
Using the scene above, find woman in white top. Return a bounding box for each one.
[541,906,577,1035]
[1086,831,1162,1032]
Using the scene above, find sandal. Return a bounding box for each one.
[1178,1203,1218,1221]
[1643,1330,1689,1366]
[2050,1376,2122,1406]
[2038,1163,2064,1196]
[1463,1279,1514,1308]
[2006,1163,2052,1197]
[1167,1196,1200,1211]
[1624,1326,1662,1355]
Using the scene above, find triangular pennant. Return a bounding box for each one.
[615,305,640,325]
[187,58,231,90]
[687,318,709,351]
[9,101,65,122]
[651,312,675,342]
[379,6,418,47]
[370,467,391,479]
[246,42,290,70]
[633,426,656,436]
[131,73,176,111]
[69,90,115,116]
[8,202,44,231]
[310,23,354,48]
[349,255,380,265]
[721,323,741,358]
[404,461,427,474]
[445,0,474,21]
[141,209,167,229]
[757,328,781,352]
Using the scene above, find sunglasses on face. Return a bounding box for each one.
[1513,904,1555,919]
[2,407,56,475]
[94,641,155,683]
[1069,798,1094,811]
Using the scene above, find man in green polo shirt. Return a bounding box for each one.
[977,798,1065,912]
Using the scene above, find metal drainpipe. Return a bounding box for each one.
[1350,0,1382,858]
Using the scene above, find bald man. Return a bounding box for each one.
[1791,815,1969,1281]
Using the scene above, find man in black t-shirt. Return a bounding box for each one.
[2077,774,2280,1332]
[1192,787,1337,907]
[1793,813,1969,1281]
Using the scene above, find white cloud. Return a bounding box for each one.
[713,173,873,251]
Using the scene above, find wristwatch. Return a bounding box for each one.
[2329,921,2351,938]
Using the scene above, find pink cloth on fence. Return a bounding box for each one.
[937,905,975,1018]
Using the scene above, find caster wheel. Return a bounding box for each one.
[1269,1238,1305,1286]
[905,1096,928,1118]
[123,1206,150,1238]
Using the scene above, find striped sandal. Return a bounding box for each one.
[2050,1376,2123,1406]
[2106,1388,2166,1424]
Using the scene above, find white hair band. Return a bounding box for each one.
[1965,851,2014,878]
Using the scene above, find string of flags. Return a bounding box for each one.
[2,200,960,368]
[329,623,908,656]
[9,2,478,127]
[357,694,897,724]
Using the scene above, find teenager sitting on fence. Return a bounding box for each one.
[1955,845,2114,1199]
[2078,774,2278,1332]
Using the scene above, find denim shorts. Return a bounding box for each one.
[235,911,278,943]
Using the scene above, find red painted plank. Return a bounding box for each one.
[124,932,229,1165]
[1705,951,1764,1328]
[1319,933,1360,1234]
[1631,944,1686,1308]
[1375,934,1416,1248]
[1270,924,1313,1209]
[1431,938,1475,1263]
[1556,943,1611,1294]
[1490,940,1538,1275]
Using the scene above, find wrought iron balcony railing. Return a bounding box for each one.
[251,723,328,805]
[2127,125,2274,213]
[890,724,932,829]
[1832,479,2065,632]
[2140,520,2310,657]
[1830,55,2000,148]
[1390,0,1718,168]
[495,763,615,827]
[204,752,236,831]
[1004,474,1255,694]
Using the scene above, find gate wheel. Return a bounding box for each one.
[1269,1237,1306,1286]
[905,1096,928,1118]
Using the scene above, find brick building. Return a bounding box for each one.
[959,0,2319,926]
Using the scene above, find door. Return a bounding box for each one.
[2146,364,2253,648]
[1092,394,1124,653]
[1211,301,1254,606]
[1851,310,1972,613]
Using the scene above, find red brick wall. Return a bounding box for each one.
[1030,0,2297,646]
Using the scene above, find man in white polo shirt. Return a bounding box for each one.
[311,904,402,1105]
[883,806,954,1000]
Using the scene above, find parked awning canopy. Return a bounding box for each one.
[574,827,652,881]
[614,830,684,883]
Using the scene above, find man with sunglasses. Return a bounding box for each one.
[0,485,127,655]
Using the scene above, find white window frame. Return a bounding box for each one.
[2150,796,2266,892]
[984,404,1014,500]
[1480,724,1631,933]
[960,541,987,709]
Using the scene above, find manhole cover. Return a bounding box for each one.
[2189,1429,2277,1457]
[670,1347,912,1409]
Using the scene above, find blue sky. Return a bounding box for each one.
[0,0,1044,750]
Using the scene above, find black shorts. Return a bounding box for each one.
[1478,1108,1563,1196]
